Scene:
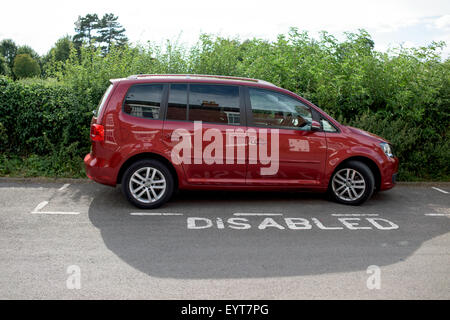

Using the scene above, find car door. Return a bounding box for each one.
[162,83,247,185]
[119,82,166,150]
[245,87,327,186]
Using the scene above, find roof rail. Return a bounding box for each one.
[126,74,263,84]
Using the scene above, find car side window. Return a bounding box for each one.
[189,84,240,125]
[167,84,188,121]
[248,88,312,130]
[321,118,338,132]
[123,84,163,119]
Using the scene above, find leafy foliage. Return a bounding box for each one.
[0,55,9,75]
[0,29,449,180]
[47,36,73,63]
[0,76,89,177]
[0,39,18,70]
[12,54,41,79]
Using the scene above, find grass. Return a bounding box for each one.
[0,154,86,178]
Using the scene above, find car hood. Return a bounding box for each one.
[346,126,388,143]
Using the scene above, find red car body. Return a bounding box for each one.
[85,74,398,200]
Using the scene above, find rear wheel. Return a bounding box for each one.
[121,159,174,209]
[329,161,375,205]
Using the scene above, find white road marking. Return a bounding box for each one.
[187,216,400,230]
[58,183,70,191]
[31,200,79,215]
[129,212,184,216]
[425,213,450,217]
[233,213,283,216]
[432,187,449,194]
[332,214,379,217]
[31,211,80,215]
[31,201,48,213]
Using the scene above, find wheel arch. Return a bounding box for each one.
[330,156,381,191]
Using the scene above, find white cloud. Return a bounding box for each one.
[433,14,450,29]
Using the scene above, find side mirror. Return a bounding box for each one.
[311,120,321,131]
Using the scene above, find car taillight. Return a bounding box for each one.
[90,124,104,142]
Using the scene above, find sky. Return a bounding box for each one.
[1,0,449,57]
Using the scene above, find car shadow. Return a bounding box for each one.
[83,184,449,279]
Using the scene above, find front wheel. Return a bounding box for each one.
[121,159,174,209]
[329,161,375,205]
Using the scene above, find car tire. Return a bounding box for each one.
[121,159,174,209]
[329,161,375,206]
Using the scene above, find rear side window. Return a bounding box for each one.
[165,84,241,125]
[95,84,113,117]
[123,84,164,119]
[167,84,188,121]
[189,84,240,125]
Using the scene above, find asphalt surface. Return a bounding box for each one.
[0,180,449,299]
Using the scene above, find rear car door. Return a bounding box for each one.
[162,83,247,185]
[245,87,327,186]
[119,82,167,152]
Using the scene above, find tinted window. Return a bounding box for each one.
[167,84,188,121]
[249,88,312,130]
[189,84,240,125]
[123,84,163,119]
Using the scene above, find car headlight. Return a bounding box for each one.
[380,142,394,158]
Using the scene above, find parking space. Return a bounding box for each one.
[0,180,449,299]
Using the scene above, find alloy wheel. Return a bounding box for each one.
[129,167,167,203]
[332,168,366,202]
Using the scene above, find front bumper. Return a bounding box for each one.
[379,157,399,191]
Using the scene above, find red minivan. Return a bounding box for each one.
[84,74,398,208]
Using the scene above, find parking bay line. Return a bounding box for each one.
[432,187,449,194]
[129,212,184,216]
[58,183,70,191]
[331,214,380,217]
[31,201,49,213]
[233,213,283,216]
[31,211,80,215]
[30,200,80,215]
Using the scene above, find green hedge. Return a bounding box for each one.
[0,29,449,180]
[0,77,91,177]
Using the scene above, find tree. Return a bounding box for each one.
[97,13,128,53]
[42,36,74,76]
[47,36,73,62]
[0,54,9,75]
[16,45,40,61]
[16,45,42,76]
[73,14,100,47]
[13,54,40,78]
[0,39,18,70]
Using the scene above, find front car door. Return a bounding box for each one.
[245,87,327,187]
